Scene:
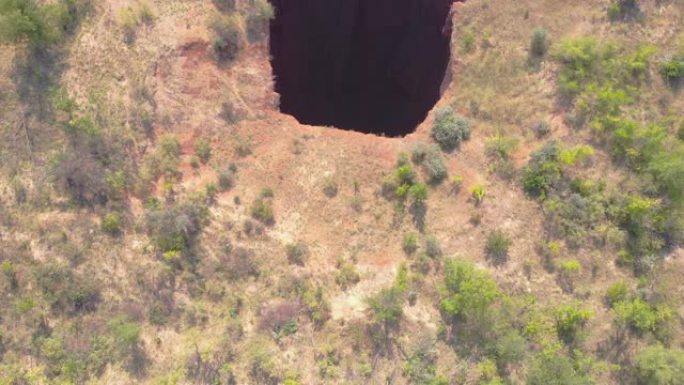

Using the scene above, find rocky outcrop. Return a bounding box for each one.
[269,0,458,136]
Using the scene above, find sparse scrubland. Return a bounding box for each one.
[0,0,683,384]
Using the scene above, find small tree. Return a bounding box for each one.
[634,345,684,385]
[471,184,486,206]
[432,107,471,152]
[194,138,212,164]
[0,0,73,47]
[367,287,404,339]
[209,13,244,61]
[530,27,549,58]
[403,233,419,255]
[554,303,592,344]
[485,230,512,265]
[285,242,308,265]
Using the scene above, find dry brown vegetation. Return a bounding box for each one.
[0,0,683,384]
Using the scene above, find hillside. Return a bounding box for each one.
[0,0,683,384]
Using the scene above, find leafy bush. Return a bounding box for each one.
[605,281,628,306]
[335,262,360,289]
[251,198,274,225]
[403,337,448,385]
[522,141,562,199]
[486,134,519,160]
[34,263,100,314]
[412,143,448,184]
[485,230,512,264]
[382,161,417,200]
[608,0,639,20]
[322,177,338,198]
[634,345,684,385]
[146,199,208,256]
[425,236,442,258]
[530,27,549,58]
[403,233,419,255]
[108,315,141,358]
[554,303,592,344]
[117,1,154,43]
[101,212,122,235]
[613,297,673,337]
[409,183,428,204]
[432,107,471,152]
[526,347,594,385]
[218,168,236,191]
[291,280,329,326]
[0,0,74,47]
[440,259,500,320]
[194,138,212,164]
[367,287,404,333]
[556,259,581,292]
[471,184,486,205]
[209,13,244,61]
[285,242,308,265]
[553,37,602,97]
[533,120,551,138]
[246,0,274,41]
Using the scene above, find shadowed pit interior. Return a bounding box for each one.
[269,0,456,136]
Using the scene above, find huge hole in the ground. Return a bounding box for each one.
[269,0,456,137]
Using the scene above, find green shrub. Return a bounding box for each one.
[285,242,308,265]
[556,259,581,292]
[367,287,404,332]
[452,175,464,192]
[117,1,155,42]
[205,182,218,203]
[533,120,551,138]
[298,283,330,326]
[471,184,486,205]
[425,236,442,258]
[412,143,448,185]
[432,107,471,152]
[322,177,338,198]
[486,134,519,160]
[553,37,602,97]
[440,259,500,320]
[526,347,593,385]
[403,233,419,255]
[634,345,684,385]
[485,230,512,264]
[608,0,639,20]
[530,27,549,58]
[495,330,527,368]
[194,138,212,164]
[522,141,562,199]
[218,168,236,191]
[614,298,673,336]
[108,315,141,358]
[554,303,592,344]
[209,13,244,61]
[34,263,100,314]
[246,0,273,41]
[423,151,448,185]
[403,337,448,385]
[409,183,428,203]
[251,198,274,225]
[146,199,208,255]
[101,212,122,235]
[335,262,360,289]
[605,281,629,306]
[0,0,74,47]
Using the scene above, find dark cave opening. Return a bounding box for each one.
[268,0,456,137]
